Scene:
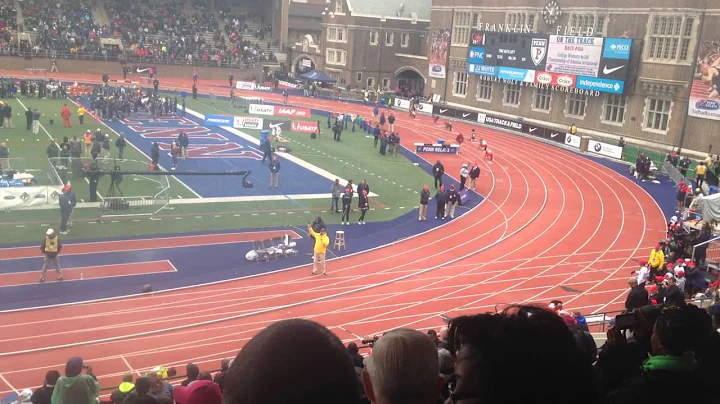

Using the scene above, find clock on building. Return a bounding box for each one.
[542,0,562,26]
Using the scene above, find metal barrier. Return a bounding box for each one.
[664,161,691,187]
[692,235,720,271]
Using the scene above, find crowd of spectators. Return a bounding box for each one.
[12,297,720,404]
[0,1,18,30]
[222,12,278,65]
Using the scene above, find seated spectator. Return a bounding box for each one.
[212,359,232,393]
[197,371,212,381]
[13,388,32,403]
[446,306,600,404]
[111,374,135,404]
[51,357,99,404]
[437,349,454,403]
[437,327,449,350]
[347,342,365,369]
[362,328,443,404]
[30,370,60,404]
[146,373,172,404]
[602,305,717,404]
[121,376,152,404]
[223,319,359,403]
[180,363,199,386]
[426,329,439,346]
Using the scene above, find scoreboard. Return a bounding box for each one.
[467,30,632,95]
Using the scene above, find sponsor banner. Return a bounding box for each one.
[291,121,319,133]
[596,58,629,81]
[522,125,548,139]
[394,98,411,110]
[534,71,576,87]
[414,143,459,154]
[689,41,720,121]
[432,105,456,117]
[233,116,264,130]
[546,129,565,143]
[497,67,535,83]
[417,102,433,115]
[468,64,497,76]
[254,84,273,92]
[429,28,450,79]
[588,139,623,159]
[263,119,291,135]
[457,110,478,122]
[602,38,632,60]
[476,30,549,71]
[483,115,525,132]
[564,133,581,148]
[235,81,256,90]
[0,186,62,208]
[278,80,298,89]
[468,47,485,64]
[576,76,624,94]
[133,66,157,75]
[248,104,275,115]
[546,35,604,77]
[276,106,311,118]
[205,114,234,126]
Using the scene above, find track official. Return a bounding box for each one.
[308,225,329,276]
[40,229,63,283]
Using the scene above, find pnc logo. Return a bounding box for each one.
[536,73,552,84]
[557,76,574,87]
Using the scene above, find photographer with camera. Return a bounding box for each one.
[51,357,99,404]
[84,162,102,202]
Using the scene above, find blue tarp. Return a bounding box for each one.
[299,69,337,83]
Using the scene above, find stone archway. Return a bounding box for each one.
[394,66,426,94]
[292,54,316,74]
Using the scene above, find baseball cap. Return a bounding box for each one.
[46,228,54,235]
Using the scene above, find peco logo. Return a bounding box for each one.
[536,73,552,84]
[557,75,574,87]
[291,121,318,133]
[610,43,630,52]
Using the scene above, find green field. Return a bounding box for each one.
[0,96,432,244]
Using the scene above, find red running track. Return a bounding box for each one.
[0,72,666,396]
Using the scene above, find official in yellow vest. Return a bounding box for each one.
[40,228,63,283]
[77,106,85,125]
[648,244,664,279]
[308,225,329,276]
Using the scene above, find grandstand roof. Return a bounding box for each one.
[289,2,326,18]
[347,0,431,20]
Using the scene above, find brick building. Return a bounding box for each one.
[429,0,720,153]
[289,0,432,92]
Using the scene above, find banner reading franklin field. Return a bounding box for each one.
[428,28,450,79]
[689,41,720,121]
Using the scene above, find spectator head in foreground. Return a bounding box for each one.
[223,319,358,404]
[446,305,600,404]
[362,328,443,404]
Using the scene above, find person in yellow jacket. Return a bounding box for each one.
[308,224,329,276]
[696,161,708,188]
[648,243,664,280]
[40,228,63,283]
[77,106,85,125]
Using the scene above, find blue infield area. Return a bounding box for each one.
[77,98,333,198]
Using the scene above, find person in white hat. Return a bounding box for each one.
[40,228,63,283]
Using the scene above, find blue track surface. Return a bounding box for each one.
[79,98,333,197]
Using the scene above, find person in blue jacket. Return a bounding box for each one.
[59,183,76,234]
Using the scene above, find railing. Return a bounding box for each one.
[0,48,265,69]
[692,235,720,270]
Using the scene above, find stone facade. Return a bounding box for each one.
[430,0,720,153]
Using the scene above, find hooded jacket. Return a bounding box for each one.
[50,374,99,404]
[111,382,135,404]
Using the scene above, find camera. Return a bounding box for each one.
[614,304,664,330]
[361,336,379,346]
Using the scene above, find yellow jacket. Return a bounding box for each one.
[77,107,85,116]
[649,248,664,269]
[697,165,707,176]
[308,227,329,254]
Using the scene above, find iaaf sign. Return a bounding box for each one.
[249,104,275,115]
[277,107,311,118]
[291,121,319,133]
